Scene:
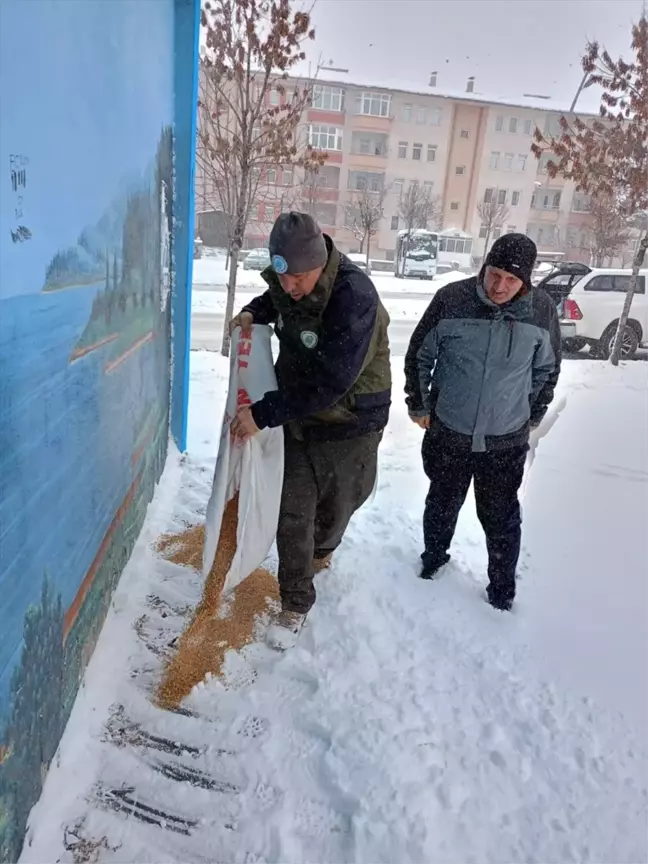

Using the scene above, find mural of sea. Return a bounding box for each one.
[0,126,174,863]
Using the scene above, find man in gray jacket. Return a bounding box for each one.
[404,234,561,610]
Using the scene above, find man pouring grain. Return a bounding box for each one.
[230,212,391,649]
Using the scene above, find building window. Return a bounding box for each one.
[523,118,533,135]
[398,141,408,159]
[511,190,521,206]
[423,181,434,193]
[507,225,516,233]
[312,85,345,111]
[484,187,493,203]
[266,168,277,184]
[479,224,488,238]
[355,133,387,156]
[391,215,399,230]
[249,203,259,220]
[552,192,561,209]
[498,189,507,205]
[503,153,514,170]
[392,178,404,194]
[282,167,293,186]
[509,117,518,133]
[266,204,278,221]
[495,115,504,132]
[489,151,500,169]
[537,227,545,244]
[460,129,469,139]
[269,88,280,105]
[538,154,553,174]
[416,106,426,124]
[355,91,391,117]
[572,193,591,212]
[308,124,343,151]
[413,143,423,160]
[440,236,473,254]
[315,202,337,226]
[429,107,442,126]
[516,154,527,171]
[348,170,385,192]
[427,144,437,162]
[402,103,412,122]
[450,202,459,211]
[493,226,502,239]
[455,165,465,175]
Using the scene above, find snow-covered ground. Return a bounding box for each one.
[191,256,466,354]
[21,348,647,864]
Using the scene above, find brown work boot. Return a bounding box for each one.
[313,554,333,574]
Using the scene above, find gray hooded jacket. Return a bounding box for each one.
[404,276,561,452]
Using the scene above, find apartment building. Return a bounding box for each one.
[196,68,620,267]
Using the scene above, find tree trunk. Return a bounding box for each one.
[225,249,230,271]
[483,226,492,258]
[400,231,410,277]
[221,239,240,357]
[610,230,648,366]
[366,235,371,270]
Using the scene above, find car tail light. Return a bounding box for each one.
[564,298,583,320]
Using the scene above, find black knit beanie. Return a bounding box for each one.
[484,233,538,290]
[268,212,328,276]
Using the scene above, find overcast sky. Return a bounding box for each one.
[303,0,641,111]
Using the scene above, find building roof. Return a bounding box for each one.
[312,70,600,117]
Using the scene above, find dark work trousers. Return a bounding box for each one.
[421,426,528,603]
[276,430,381,614]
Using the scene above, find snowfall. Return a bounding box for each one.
[21,256,648,864]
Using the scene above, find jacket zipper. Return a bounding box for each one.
[507,320,515,358]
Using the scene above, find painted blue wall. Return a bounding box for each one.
[0,1,197,859]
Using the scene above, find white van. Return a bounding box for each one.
[539,265,648,359]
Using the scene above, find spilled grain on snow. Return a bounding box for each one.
[156,495,278,707]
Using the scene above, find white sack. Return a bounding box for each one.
[202,325,284,595]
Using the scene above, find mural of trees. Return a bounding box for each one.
[0,578,64,863]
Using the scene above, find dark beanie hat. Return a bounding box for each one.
[268,211,328,276]
[484,233,538,290]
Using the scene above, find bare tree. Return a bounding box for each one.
[476,189,510,256]
[397,182,441,275]
[198,0,325,356]
[587,193,633,266]
[343,186,387,266]
[300,166,325,217]
[532,14,648,365]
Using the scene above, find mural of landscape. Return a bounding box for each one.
[0,1,181,859]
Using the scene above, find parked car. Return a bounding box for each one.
[537,263,648,359]
[347,253,372,275]
[243,248,271,271]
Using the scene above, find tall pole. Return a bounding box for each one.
[569,69,590,113]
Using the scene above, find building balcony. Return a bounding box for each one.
[348,151,388,170]
[306,108,345,125]
[350,114,393,133]
[314,148,343,164]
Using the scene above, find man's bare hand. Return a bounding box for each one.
[229,311,253,336]
[410,414,431,430]
[231,406,260,442]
